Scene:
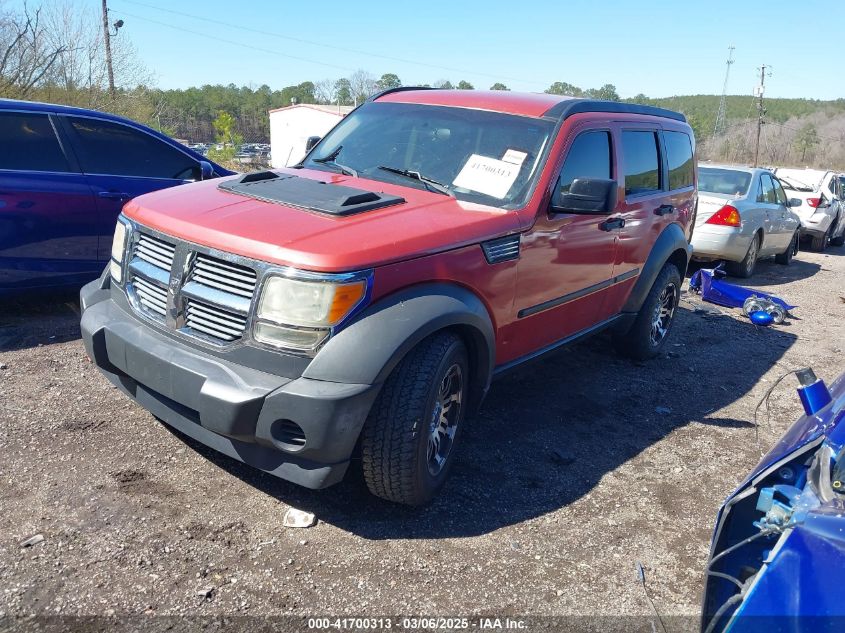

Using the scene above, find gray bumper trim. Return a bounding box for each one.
[80,279,379,489]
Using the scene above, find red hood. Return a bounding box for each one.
[123,168,523,272]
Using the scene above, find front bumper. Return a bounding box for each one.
[690,225,751,262]
[80,277,380,489]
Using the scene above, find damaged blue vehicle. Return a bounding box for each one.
[702,368,845,632]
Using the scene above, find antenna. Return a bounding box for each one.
[713,45,735,136]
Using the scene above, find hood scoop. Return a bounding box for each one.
[218,171,405,216]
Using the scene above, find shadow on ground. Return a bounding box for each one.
[167,300,796,539]
[0,292,80,352]
[686,258,821,288]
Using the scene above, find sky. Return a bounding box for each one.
[65,0,844,99]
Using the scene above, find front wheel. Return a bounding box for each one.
[361,332,468,506]
[613,262,681,360]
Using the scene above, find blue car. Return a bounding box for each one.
[0,99,233,295]
[702,369,845,632]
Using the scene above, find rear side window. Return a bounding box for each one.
[758,174,777,204]
[664,131,694,190]
[0,112,70,172]
[557,131,612,193]
[65,117,198,180]
[772,177,788,205]
[622,131,660,196]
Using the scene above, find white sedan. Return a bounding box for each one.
[692,166,801,278]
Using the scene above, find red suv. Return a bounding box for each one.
[81,88,695,505]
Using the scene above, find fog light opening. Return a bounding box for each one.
[271,419,306,451]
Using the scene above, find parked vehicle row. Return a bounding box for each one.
[0,99,233,295]
[774,167,845,251]
[691,164,844,277]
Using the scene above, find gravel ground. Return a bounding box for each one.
[1,246,843,630]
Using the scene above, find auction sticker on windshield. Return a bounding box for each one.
[453,154,521,199]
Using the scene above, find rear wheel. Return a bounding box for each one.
[725,233,760,278]
[361,332,468,506]
[775,231,798,265]
[810,226,830,252]
[613,263,681,360]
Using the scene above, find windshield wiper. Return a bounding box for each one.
[311,146,358,177]
[778,176,812,191]
[377,165,455,197]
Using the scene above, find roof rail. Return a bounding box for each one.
[543,99,687,123]
[368,86,437,102]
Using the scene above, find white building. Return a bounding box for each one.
[269,104,353,168]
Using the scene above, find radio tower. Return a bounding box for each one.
[713,45,735,136]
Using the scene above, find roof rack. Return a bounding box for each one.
[543,99,687,123]
[368,86,437,102]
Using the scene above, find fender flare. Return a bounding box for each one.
[302,283,496,410]
[621,223,692,313]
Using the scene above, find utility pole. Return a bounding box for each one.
[101,0,116,100]
[713,45,735,137]
[753,64,770,167]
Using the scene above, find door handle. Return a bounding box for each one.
[654,204,674,216]
[98,191,131,201]
[600,217,625,231]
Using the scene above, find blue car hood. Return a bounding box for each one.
[703,371,845,632]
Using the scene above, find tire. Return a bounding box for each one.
[361,332,469,506]
[810,226,830,252]
[832,217,845,247]
[613,262,681,360]
[775,231,798,265]
[725,233,760,278]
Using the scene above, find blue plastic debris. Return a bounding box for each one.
[749,311,774,326]
[689,266,796,313]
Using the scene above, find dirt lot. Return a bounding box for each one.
[1,247,843,630]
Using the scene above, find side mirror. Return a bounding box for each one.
[551,178,618,214]
[788,197,802,207]
[305,136,321,152]
[199,161,214,180]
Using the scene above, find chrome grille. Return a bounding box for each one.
[185,299,247,342]
[189,253,257,298]
[132,276,168,318]
[124,226,259,346]
[135,234,175,271]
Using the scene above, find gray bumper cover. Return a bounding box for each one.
[80,278,379,489]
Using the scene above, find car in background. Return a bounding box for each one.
[702,368,845,632]
[0,99,233,296]
[692,165,801,277]
[773,168,845,251]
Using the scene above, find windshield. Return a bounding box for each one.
[300,102,555,208]
[698,167,752,196]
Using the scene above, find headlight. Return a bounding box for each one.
[110,218,129,283]
[254,273,369,352]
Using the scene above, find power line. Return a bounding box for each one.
[116,10,361,74]
[116,0,544,88]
